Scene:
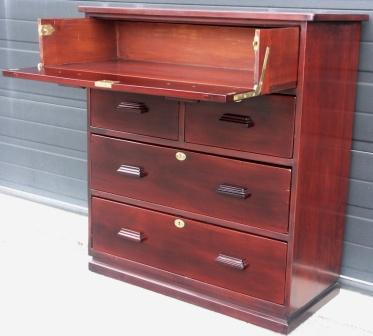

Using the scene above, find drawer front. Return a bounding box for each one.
[90,135,291,233]
[91,197,287,304]
[90,90,179,140]
[185,95,296,158]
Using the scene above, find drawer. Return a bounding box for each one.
[91,197,288,304]
[185,95,296,158]
[90,90,179,140]
[90,135,291,233]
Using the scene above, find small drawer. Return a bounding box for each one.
[91,197,287,304]
[90,90,179,140]
[90,135,291,233]
[185,95,296,158]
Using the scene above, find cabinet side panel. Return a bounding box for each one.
[290,22,361,312]
[39,18,117,66]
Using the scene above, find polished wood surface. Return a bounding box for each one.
[90,134,291,233]
[39,18,116,66]
[256,28,299,94]
[288,22,362,313]
[89,253,339,334]
[90,188,290,241]
[185,95,296,158]
[90,90,179,140]
[90,125,295,166]
[117,22,255,70]
[91,197,288,304]
[4,19,302,101]
[79,6,369,23]
[1,7,366,334]
[47,60,253,88]
[3,66,251,103]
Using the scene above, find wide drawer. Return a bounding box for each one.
[90,90,179,140]
[91,197,288,304]
[90,135,291,233]
[185,95,296,158]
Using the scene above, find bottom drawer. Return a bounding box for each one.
[91,197,288,304]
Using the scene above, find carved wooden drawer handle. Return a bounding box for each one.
[116,101,149,113]
[117,228,145,243]
[216,254,247,270]
[217,184,250,199]
[219,113,254,127]
[117,164,145,178]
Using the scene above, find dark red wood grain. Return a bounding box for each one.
[256,28,299,94]
[117,21,256,70]
[79,6,368,23]
[1,7,367,334]
[185,95,296,158]
[39,18,116,67]
[90,90,179,141]
[91,197,288,304]
[3,19,302,101]
[90,125,295,166]
[288,21,362,313]
[2,66,251,103]
[90,134,291,233]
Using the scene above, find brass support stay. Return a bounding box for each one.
[233,46,270,102]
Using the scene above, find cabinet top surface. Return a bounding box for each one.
[79,6,368,22]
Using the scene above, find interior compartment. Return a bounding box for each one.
[5,18,299,102]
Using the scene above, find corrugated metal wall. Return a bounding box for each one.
[1,0,372,284]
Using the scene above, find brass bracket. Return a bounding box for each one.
[38,24,55,37]
[256,46,270,95]
[252,32,260,52]
[233,46,270,102]
[94,80,120,89]
[232,90,257,102]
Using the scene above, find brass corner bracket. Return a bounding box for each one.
[94,80,120,89]
[38,24,55,37]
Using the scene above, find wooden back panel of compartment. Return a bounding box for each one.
[117,22,255,70]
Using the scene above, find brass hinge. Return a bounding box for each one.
[38,24,55,37]
[233,46,270,102]
[233,90,257,102]
[252,31,260,52]
[94,80,120,89]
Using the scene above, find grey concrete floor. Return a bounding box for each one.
[0,192,372,336]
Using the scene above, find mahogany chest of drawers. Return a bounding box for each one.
[3,7,368,333]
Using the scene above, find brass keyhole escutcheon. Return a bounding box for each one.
[174,219,185,228]
[176,152,187,161]
[252,40,259,50]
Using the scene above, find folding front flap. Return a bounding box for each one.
[3,18,300,102]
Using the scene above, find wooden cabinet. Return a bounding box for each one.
[2,6,368,334]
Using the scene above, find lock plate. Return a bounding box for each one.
[175,152,187,161]
[174,219,185,228]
